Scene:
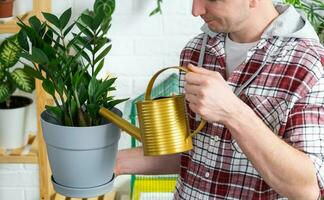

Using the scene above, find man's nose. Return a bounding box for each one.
[192,0,206,17]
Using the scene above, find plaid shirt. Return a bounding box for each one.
[174,31,324,199]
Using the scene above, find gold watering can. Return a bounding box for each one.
[99,66,206,156]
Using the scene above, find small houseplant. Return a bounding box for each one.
[0,34,35,149]
[17,0,127,197]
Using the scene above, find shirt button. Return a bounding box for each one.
[205,172,210,178]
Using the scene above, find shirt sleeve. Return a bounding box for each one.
[284,75,324,195]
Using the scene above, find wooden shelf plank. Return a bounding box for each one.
[0,134,38,163]
[0,12,34,33]
[51,192,116,200]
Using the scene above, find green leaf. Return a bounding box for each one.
[81,13,94,30]
[43,29,54,45]
[94,44,111,64]
[94,37,109,53]
[101,19,111,34]
[94,59,104,77]
[76,21,94,38]
[45,105,63,124]
[19,47,49,65]
[93,9,104,31]
[86,103,100,120]
[59,8,72,30]
[104,98,129,109]
[17,30,29,51]
[73,34,92,51]
[71,43,91,63]
[0,82,10,103]
[63,21,75,36]
[28,16,42,32]
[42,12,60,28]
[56,77,64,95]
[17,18,38,45]
[94,0,115,17]
[0,35,21,69]
[11,68,35,93]
[32,47,49,64]
[0,60,4,71]
[42,79,55,96]
[23,65,44,80]
[0,70,4,81]
[88,77,99,103]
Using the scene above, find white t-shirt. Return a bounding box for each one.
[225,35,259,78]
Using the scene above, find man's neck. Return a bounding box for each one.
[229,2,279,43]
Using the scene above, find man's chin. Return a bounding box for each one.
[207,25,226,33]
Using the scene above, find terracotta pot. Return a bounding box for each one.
[0,0,14,18]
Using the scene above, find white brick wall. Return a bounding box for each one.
[0,164,39,200]
[0,0,203,199]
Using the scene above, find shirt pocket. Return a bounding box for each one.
[232,95,290,153]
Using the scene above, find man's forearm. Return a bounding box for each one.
[225,101,320,199]
[115,147,181,176]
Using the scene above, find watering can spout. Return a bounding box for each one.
[99,107,142,142]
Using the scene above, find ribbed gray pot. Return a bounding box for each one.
[41,108,121,198]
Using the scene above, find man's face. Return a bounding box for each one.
[192,0,251,33]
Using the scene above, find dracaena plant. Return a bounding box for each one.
[17,0,127,126]
[0,35,35,107]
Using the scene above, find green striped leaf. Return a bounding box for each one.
[11,68,35,93]
[0,82,10,103]
[0,35,21,69]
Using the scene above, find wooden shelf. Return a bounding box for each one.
[0,134,38,163]
[51,191,116,200]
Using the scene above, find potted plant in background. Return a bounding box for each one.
[0,0,14,19]
[0,34,35,149]
[17,0,127,197]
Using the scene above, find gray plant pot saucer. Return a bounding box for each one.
[51,174,115,198]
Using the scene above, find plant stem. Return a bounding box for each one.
[5,98,11,108]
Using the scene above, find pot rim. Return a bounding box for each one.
[41,107,122,129]
[0,95,33,110]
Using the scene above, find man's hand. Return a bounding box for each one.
[184,64,241,124]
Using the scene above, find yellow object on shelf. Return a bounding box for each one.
[132,175,177,200]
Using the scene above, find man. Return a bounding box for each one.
[116,0,324,199]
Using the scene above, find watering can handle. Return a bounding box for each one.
[144,66,206,138]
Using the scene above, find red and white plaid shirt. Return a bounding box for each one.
[174,23,324,199]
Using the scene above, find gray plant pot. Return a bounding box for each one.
[41,108,121,198]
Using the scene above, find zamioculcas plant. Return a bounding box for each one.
[17,0,127,127]
[0,35,34,107]
[14,0,126,197]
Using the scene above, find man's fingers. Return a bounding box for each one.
[184,83,201,95]
[188,64,211,75]
[185,93,198,104]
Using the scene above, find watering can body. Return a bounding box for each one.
[99,67,206,156]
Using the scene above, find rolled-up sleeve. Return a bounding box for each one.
[284,77,324,195]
